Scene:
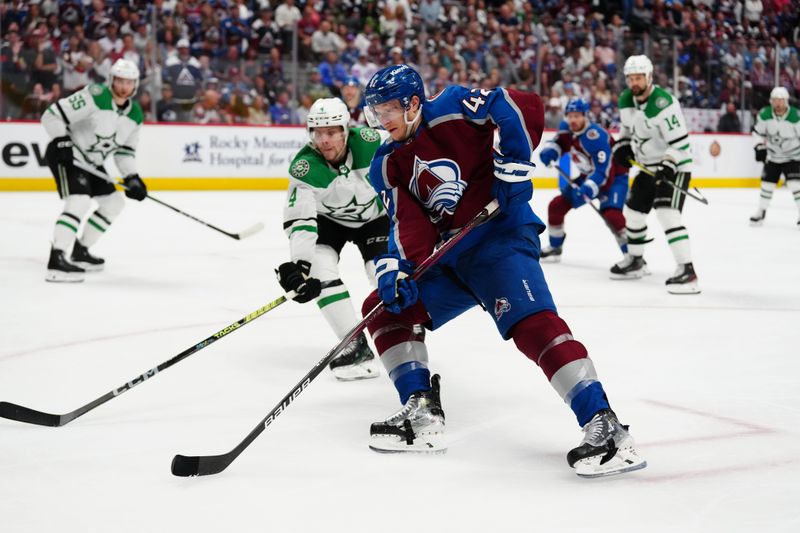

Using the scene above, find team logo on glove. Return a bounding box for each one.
[494,297,511,320]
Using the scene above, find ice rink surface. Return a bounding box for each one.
[1,188,798,533]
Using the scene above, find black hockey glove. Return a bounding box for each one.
[612,139,634,167]
[655,160,677,184]
[46,135,74,165]
[754,144,767,162]
[122,174,148,201]
[276,260,321,303]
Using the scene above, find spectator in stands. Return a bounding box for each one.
[304,69,332,102]
[163,38,203,111]
[61,34,93,93]
[312,20,344,57]
[418,0,442,31]
[275,0,302,53]
[156,84,180,122]
[717,101,742,132]
[270,89,298,124]
[247,94,271,125]
[98,21,123,56]
[319,51,347,93]
[192,89,224,124]
[27,28,59,92]
[252,8,281,56]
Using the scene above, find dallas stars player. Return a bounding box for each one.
[750,86,800,227]
[41,58,147,282]
[276,98,389,380]
[610,55,700,294]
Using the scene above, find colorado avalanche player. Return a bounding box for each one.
[360,64,646,478]
[539,98,629,261]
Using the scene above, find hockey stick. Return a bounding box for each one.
[0,292,294,427]
[72,160,265,240]
[552,165,627,252]
[171,199,501,477]
[628,159,709,205]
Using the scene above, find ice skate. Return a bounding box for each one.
[71,241,105,272]
[45,247,85,283]
[609,255,649,280]
[749,209,766,226]
[539,246,563,263]
[665,262,700,294]
[329,333,379,381]
[370,374,446,453]
[567,409,647,478]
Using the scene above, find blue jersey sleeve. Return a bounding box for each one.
[426,86,543,162]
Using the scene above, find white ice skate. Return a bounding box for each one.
[568,409,647,478]
[609,255,649,280]
[370,374,446,453]
[539,246,563,263]
[665,263,700,295]
[749,209,766,226]
[329,333,379,381]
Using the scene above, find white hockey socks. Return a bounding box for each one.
[53,194,92,252]
[786,180,800,215]
[623,206,648,257]
[80,192,125,248]
[758,181,777,212]
[656,207,692,265]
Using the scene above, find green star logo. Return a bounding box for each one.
[322,195,375,222]
[87,133,119,159]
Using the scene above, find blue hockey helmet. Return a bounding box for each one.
[342,76,360,88]
[565,98,589,114]
[364,64,425,110]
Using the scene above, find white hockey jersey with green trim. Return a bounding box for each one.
[753,105,800,163]
[618,85,693,172]
[41,83,142,177]
[283,127,387,264]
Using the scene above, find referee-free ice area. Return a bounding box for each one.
[1,189,798,533]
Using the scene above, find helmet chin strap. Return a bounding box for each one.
[402,103,423,139]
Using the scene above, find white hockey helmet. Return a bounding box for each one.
[108,58,140,97]
[307,97,350,143]
[770,86,790,102]
[623,55,654,85]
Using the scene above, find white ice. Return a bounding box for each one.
[1,189,798,533]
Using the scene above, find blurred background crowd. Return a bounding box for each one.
[1,0,799,132]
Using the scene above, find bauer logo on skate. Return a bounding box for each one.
[494,297,511,319]
[409,156,467,221]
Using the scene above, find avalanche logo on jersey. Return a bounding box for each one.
[409,156,467,222]
[569,149,595,176]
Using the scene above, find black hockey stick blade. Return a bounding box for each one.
[170,200,501,477]
[0,402,64,427]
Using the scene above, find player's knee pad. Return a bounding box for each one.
[95,191,125,220]
[310,245,340,281]
[626,173,656,213]
[63,194,93,218]
[623,205,647,230]
[600,208,625,233]
[509,310,588,380]
[786,179,800,192]
[655,207,683,231]
[362,291,428,351]
[548,194,571,226]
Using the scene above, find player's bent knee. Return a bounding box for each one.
[510,311,589,380]
[96,191,125,219]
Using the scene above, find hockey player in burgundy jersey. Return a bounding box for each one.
[360,64,646,478]
[538,98,629,262]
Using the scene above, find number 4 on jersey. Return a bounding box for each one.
[462,89,491,113]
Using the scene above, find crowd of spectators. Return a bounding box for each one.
[1,0,799,131]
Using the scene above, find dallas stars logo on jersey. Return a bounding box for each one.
[86,133,120,159]
[322,195,377,222]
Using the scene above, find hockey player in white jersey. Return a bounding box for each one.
[750,86,800,227]
[41,59,147,282]
[276,98,388,380]
[610,55,700,294]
